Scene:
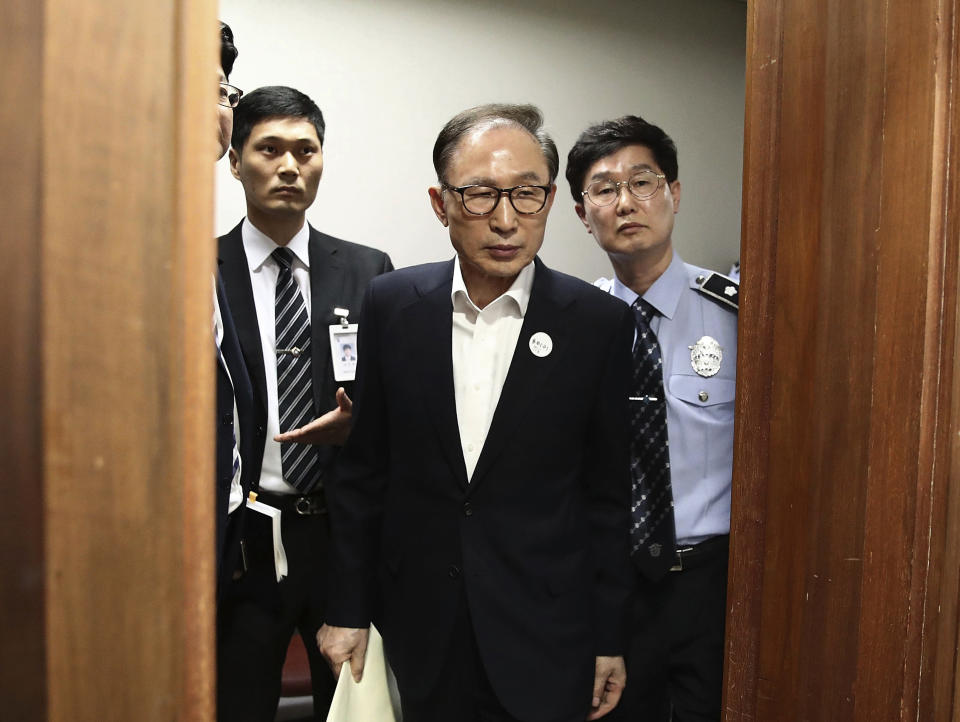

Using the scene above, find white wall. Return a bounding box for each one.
[216,0,746,280]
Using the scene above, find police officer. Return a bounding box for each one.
[566,115,737,722]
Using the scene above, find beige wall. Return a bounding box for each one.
[216,0,746,279]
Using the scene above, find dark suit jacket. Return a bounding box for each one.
[326,257,635,720]
[215,271,256,594]
[217,220,393,587]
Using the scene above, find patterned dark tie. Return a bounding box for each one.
[273,247,322,493]
[629,297,676,581]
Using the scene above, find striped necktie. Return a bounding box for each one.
[629,297,676,581]
[273,247,322,493]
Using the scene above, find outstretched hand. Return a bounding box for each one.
[274,387,353,446]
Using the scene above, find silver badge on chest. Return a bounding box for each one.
[689,335,723,377]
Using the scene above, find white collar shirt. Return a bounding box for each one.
[241,217,312,495]
[451,259,535,481]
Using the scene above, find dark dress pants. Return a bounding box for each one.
[397,592,589,722]
[606,536,729,722]
[217,504,335,721]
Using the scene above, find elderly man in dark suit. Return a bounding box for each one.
[318,104,635,722]
[216,85,393,721]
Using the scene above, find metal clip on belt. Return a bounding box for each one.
[668,535,730,573]
[670,547,695,572]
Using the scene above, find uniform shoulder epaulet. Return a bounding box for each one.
[695,272,739,312]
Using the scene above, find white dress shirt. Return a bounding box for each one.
[214,279,243,514]
[241,217,313,495]
[451,259,535,481]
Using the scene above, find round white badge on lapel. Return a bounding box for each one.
[529,331,553,358]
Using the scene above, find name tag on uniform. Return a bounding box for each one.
[329,322,358,382]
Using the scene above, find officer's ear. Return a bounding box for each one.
[429,186,449,227]
[669,180,682,214]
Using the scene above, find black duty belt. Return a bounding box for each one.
[669,534,729,572]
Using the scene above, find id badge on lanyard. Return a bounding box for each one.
[329,307,358,382]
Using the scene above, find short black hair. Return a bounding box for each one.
[565,115,678,203]
[433,103,559,184]
[220,21,238,80]
[230,86,326,152]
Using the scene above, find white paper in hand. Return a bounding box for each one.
[326,624,395,722]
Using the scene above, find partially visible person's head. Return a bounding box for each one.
[428,104,558,300]
[432,103,559,184]
[216,21,240,160]
[567,116,681,263]
[230,85,325,154]
[229,86,325,228]
[565,115,678,203]
[220,21,238,80]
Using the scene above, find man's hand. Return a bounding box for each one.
[317,624,369,682]
[275,387,353,446]
[587,655,626,720]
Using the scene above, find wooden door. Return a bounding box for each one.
[0,0,218,718]
[726,0,960,719]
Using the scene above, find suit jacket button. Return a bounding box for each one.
[463,502,473,517]
[448,564,461,579]
[221,413,232,425]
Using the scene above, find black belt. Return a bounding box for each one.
[255,489,327,516]
[669,534,729,572]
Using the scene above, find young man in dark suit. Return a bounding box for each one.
[216,85,393,721]
[318,104,635,722]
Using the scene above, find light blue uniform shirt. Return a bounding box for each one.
[597,252,737,545]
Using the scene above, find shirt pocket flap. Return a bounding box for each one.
[668,375,735,407]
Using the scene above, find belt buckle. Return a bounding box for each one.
[294,496,316,516]
[670,546,694,573]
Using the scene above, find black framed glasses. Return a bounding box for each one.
[443,183,551,216]
[218,82,243,109]
[582,170,665,206]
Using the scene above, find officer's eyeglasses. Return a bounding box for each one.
[582,170,666,206]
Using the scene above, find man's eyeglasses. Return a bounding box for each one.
[582,170,665,206]
[219,82,243,109]
[443,183,551,216]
